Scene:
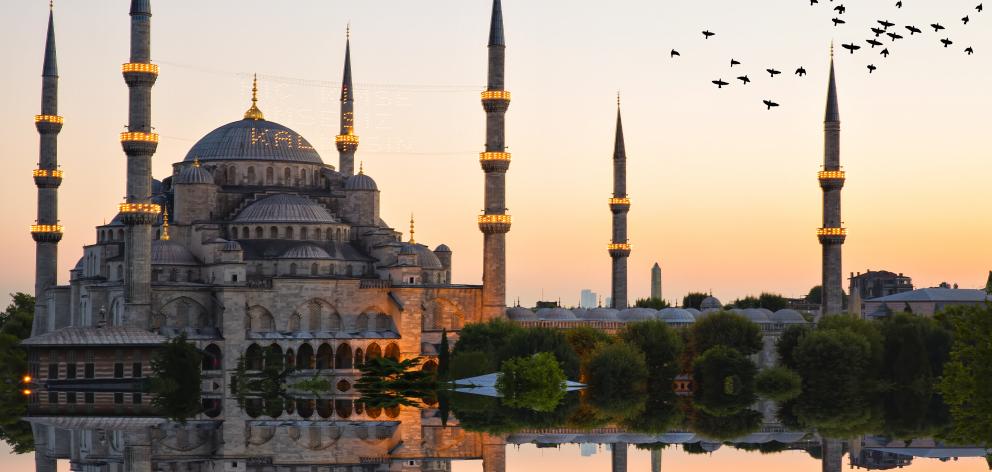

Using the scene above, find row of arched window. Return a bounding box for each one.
[244,342,400,371]
[212,164,327,189]
[231,225,349,242]
[247,305,392,333]
[243,397,402,421]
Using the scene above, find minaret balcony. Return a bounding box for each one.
[122,63,159,86]
[817,227,847,244]
[336,134,360,152]
[33,169,63,188]
[34,115,64,134]
[31,225,64,243]
[608,243,632,257]
[478,214,512,234]
[481,90,511,112]
[480,152,511,172]
[118,203,162,225]
[818,170,846,190]
[609,197,631,212]
[120,132,159,155]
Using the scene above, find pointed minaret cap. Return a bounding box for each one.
[488,0,505,46]
[409,214,416,244]
[614,94,626,159]
[825,52,840,123]
[244,74,265,120]
[342,24,353,102]
[42,4,58,77]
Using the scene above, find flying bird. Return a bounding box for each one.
[832,17,846,26]
[767,68,782,77]
[906,25,921,35]
[887,32,904,41]
[834,5,846,14]
[941,38,954,47]
[965,46,975,54]
[881,48,891,57]
[878,19,895,29]
[810,0,818,4]
[962,15,970,24]
[931,23,945,32]
[978,4,984,12]
[795,67,807,76]
[896,1,902,7]
[871,27,886,37]
[712,79,729,88]
[842,43,862,53]
[703,30,716,39]
[731,58,741,67]
[671,49,680,58]
[737,75,751,84]
[763,100,780,110]
[867,39,884,48]
[867,64,877,73]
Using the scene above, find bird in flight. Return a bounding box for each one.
[931,23,945,32]
[896,1,902,7]
[834,5,846,14]
[810,0,818,4]
[671,49,680,58]
[703,30,716,39]
[867,39,884,48]
[965,46,975,54]
[871,27,886,36]
[767,68,782,77]
[888,32,904,41]
[978,4,984,12]
[906,25,922,35]
[941,38,954,47]
[712,79,729,88]
[842,43,862,53]
[881,48,891,57]
[763,100,780,110]
[731,58,741,67]
[795,67,807,76]
[832,17,846,26]
[867,64,877,73]
[878,20,895,29]
[962,15,970,24]
[737,75,751,84]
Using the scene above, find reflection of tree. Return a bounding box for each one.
[150,334,203,422]
[0,293,37,453]
[692,346,757,417]
[690,408,762,441]
[938,304,992,445]
[449,391,580,434]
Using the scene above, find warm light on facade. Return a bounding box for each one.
[30,224,63,233]
[121,62,159,74]
[481,90,511,100]
[335,134,360,144]
[817,227,847,236]
[33,169,64,178]
[34,114,64,124]
[118,203,162,214]
[818,170,846,179]
[479,152,511,161]
[21,389,31,396]
[478,215,512,224]
[120,132,159,143]
[608,243,632,251]
[22,375,32,384]
[609,197,631,205]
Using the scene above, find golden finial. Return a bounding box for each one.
[161,208,171,241]
[347,22,351,40]
[830,41,834,58]
[243,73,265,120]
[50,0,53,10]
[409,213,416,244]
[358,161,364,175]
[192,157,201,168]
[617,90,621,107]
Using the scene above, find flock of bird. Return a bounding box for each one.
[670,2,983,110]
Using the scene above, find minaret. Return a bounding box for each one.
[119,0,160,328]
[818,50,846,317]
[651,262,662,300]
[31,2,64,336]
[478,0,512,319]
[336,25,358,176]
[611,443,628,472]
[609,98,631,309]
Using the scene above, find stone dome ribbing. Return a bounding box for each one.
[234,194,336,224]
[175,165,215,184]
[151,240,199,266]
[183,119,322,164]
[345,173,378,191]
[281,245,332,259]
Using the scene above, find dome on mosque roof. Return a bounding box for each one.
[152,240,199,266]
[399,244,417,256]
[571,308,589,318]
[684,308,701,316]
[579,308,617,320]
[73,256,85,271]
[175,164,215,185]
[618,308,657,322]
[700,296,723,310]
[772,309,807,324]
[536,307,577,321]
[699,442,722,452]
[741,308,771,323]
[506,307,537,321]
[222,241,242,252]
[434,244,451,253]
[281,245,332,260]
[660,308,696,323]
[234,194,336,224]
[183,118,322,164]
[345,172,378,191]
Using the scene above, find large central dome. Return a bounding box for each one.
[183,118,323,164]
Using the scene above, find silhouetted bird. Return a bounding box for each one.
[978,4,984,12]
[810,0,818,4]
[767,68,782,77]
[795,67,807,76]
[888,32,904,41]
[867,64,877,73]
[881,48,891,57]
[731,59,741,67]
[867,39,884,48]
[832,17,846,26]
[763,100,780,110]
[941,38,954,47]
[931,23,945,32]
[965,46,975,54]
[962,15,970,24]
[842,43,862,53]
[896,1,902,7]
[703,30,716,39]
[712,79,729,88]
[737,75,751,84]
[906,25,921,34]
[871,27,886,36]
[878,19,895,29]
[671,49,681,58]
[834,5,846,14]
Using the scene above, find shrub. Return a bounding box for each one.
[619,320,682,383]
[775,324,811,370]
[692,345,757,416]
[755,367,802,402]
[691,311,763,356]
[496,353,566,412]
[586,343,648,402]
[498,327,581,379]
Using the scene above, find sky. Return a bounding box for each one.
[1,0,991,307]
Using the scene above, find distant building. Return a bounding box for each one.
[651,263,662,300]
[849,270,914,315]
[862,287,989,319]
[580,289,598,309]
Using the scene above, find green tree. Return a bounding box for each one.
[0,293,34,339]
[692,345,757,416]
[0,293,35,453]
[776,324,811,370]
[619,320,682,385]
[938,304,992,445]
[150,335,203,422]
[806,286,823,304]
[564,326,613,361]
[586,343,648,402]
[755,367,802,402]
[818,315,885,380]
[452,319,523,371]
[449,351,491,380]
[498,327,581,379]
[438,328,450,379]
[682,292,710,310]
[496,353,567,412]
[690,311,763,356]
[729,292,787,310]
[691,408,763,441]
[634,297,671,309]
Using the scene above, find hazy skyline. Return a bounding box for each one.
[2,0,990,307]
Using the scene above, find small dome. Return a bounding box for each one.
[152,240,199,266]
[434,244,451,253]
[234,194,336,224]
[585,307,619,320]
[506,307,537,321]
[535,307,576,321]
[772,309,807,324]
[222,241,242,252]
[741,308,771,323]
[700,296,723,310]
[684,308,701,316]
[345,173,378,191]
[408,244,443,269]
[281,245,331,259]
[175,165,215,185]
[400,244,418,255]
[699,442,722,452]
[73,256,85,271]
[571,308,589,318]
[618,308,657,322]
[660,308,696,324]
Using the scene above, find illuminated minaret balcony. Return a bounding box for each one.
[478,214,512,234]
[34,114,63,134]
[335,134,359,153]
[33,168,63,188]
[30,224,64,243]
[608,242,632,257]
[609,197,631,212]
[121,62,159,86]
[480,151,511,172]
[120,131,159,154]
[818,170,846,190]
[817,227,847,244]
[118,202,162,225]
[481,90,511,112]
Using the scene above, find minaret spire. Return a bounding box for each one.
[243,74,265,120]
[818,49,846,318]
[409,214,416,244]
[31,3,65,336]
[609,98,631,309]
[479,0,512,319]
[336,25,359,176]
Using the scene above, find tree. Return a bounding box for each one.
[690,311,763,356]
[438,328,450,379]
[938,304,992,444]
[150,335,203,422]
[776,324,811,370]
[564,326,613,361]
[682,292,710,310]
[498,327,581,379]
[619,320,682,384]
[806,286,823,304]
[448,351,491,380]
[755,367,802,402]
[634,297,671,309]
[691,408,763,441]
[496,353,567,412]
[730,293,788,311]
[586,343,648,402]
[692,346,757,416]
[452,319,523,371]
[0,293,35,453]
[0,293,34,339]
[817,315,885,379]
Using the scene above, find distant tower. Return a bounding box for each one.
[478,0,512,318]
[611,443,628,472]
[31,3,64,336]
[119,0,161,327]
[336,25,358,176]
[651,262,662,300]
[818,50,846,317]
[609,98,631,309]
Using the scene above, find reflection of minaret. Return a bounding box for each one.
[31,2,64,337]
[120,0,161,328]
[651,262,662,300]
[818,49,846,318]
[31,423,56,472]
[821,438,844,472]
[651,449,662,472]
[479,0,512,318]
[336,25,359,176]
[611,442,628,472]
[481,434,506,472]
[609,99,631,309]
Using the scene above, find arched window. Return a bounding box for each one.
[310,263,318,276]
[202,344,223,371]
[286,227,294,239]
[355,313,369,331]
[316,344,333,370]
[270,226,278,238]
[327,312,342,331]
[242,227,249,239]
[265,167,274,185]
[284,167,291,184]
[227,166,236,184]
[384,343,400,361]
[288,313,301,332]
[366,343,382,361]
[346,265,354,277]
[247,166,256,184]
[255,227,263,239]
[316,400,333,419]
[296,399,314,418]
[326,228,333,241]
[117,229,124,240]
[264,344,284,370]
[169,268,177,282]
[355,347,364,368]
[301,227,309,240]
[300,168,307,186]
[335,344,353,369]
[375,314,392,331]
[245,344,264,370]
[297,344,315,370]
[289,263,297,276]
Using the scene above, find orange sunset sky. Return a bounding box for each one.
[1,0,991,307]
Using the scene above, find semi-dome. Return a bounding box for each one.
[175,164,215,185]
[152,240,199,266]
[234,194,336,224]
[222,241,242,252]
[772,309,807,324]
[536,307,577,321]
[345,172,378,191]
[281,245,331,259]
[434,244,451,253]
[585,307,619,320]
[506,307,537,321]
[618,308,657,322]
[183,118,322,164]
[699,296,722,310]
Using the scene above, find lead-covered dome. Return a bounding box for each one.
[234,194,336,224]
[175,164,215,185]
[183,119,322,164]
[152,240,199,266]
[345,173,378,191]
[281,245,332,259]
